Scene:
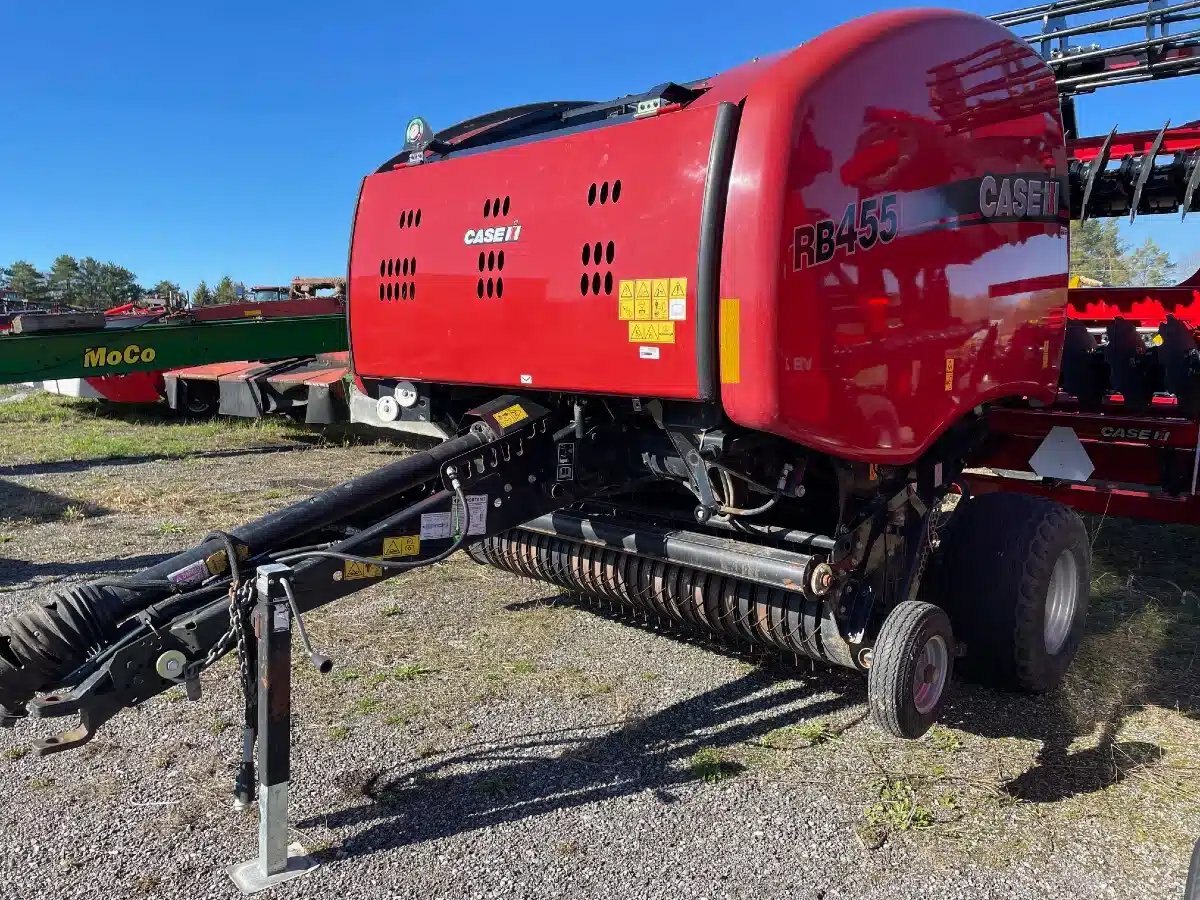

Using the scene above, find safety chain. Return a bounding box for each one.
[905,493,953,604]
[199,580,256,671]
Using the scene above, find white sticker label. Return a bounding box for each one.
[420,494,487,539]
[273,607,291,632]
[668,298,687,321]
[457,494,488,535]
[638,346,660,360]
[167,558,209,586]
[519,374,533,385]
[420,512,451,540]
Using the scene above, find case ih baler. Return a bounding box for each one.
[2,2,1200,777]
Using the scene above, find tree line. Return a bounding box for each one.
[0,256,246,309]
[1069,221,1177,286]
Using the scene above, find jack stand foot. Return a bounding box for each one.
[228,843,318,894]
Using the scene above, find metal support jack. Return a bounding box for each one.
[228,564,319,894]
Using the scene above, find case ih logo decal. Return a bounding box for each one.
[793,194,899,270]
[979,176,1060,221]
[1099,426,1172,442]
[463,224,522,245]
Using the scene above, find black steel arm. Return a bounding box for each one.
[0,395,630,753]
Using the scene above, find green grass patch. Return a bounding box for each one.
[864,777,936,849]
[688,747,745,784]
[924,725,963,753]
[0,393,308,465]
[761,721,838,750]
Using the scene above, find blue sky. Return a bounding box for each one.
[2,0,1197,291]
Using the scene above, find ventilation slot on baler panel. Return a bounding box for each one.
[473,196,510,299]
[378,255,418,303]
[580,239,616,296]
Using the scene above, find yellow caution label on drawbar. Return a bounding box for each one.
[493,403,528,428]
[382,536,420,558]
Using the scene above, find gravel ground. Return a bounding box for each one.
[1,418,1198,900]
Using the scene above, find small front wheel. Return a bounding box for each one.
[867,601,954,739]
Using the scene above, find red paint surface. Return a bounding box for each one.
[350,104,717,400]
[720,10,1068,463]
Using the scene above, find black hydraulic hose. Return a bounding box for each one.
[102,428,488,616]
[0,427,489,718]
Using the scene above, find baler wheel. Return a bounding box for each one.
[939,493,1089,694]
[867,601,954,739]
[181,381,220,418]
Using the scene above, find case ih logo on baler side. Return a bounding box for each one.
[463,224,522,245]
[979,175,1061,220]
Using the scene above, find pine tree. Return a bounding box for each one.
[193,280,213,306]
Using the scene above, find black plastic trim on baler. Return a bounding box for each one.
[695,101,741,402]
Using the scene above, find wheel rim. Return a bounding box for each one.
[912,634,949,715]
[1044,549,1079,655]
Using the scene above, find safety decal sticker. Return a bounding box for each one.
[493,403,528,428]
[343,560,384,581]
[944,358,955,391]
[618,277,688,343]
[629,322,675,344]
[382,536,420,558]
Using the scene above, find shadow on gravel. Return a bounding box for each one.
[299,668,860,858]
[944,515,1200,803]
[0,444,304,478]
[0,479,111,523]
[0,551,173,589]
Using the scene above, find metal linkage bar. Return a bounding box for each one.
[992,1,1200,95]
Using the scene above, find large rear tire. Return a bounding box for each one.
[939,492,1089,693]
[867,601,954,739]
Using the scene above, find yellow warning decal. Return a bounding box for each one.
[944,358,955,391]
[635,280,652,300]
[382,535,420,558]
[205,544,250,576]
[344,560,384,581]
[618,298,634,320]
[719,299,741,384]
[619,280,634,301]
[493,403,528,428]
[1042,340,1051,368]
[652,279,669,320]
[629,321,675,344]
[243,309,262,318]
[668,278,687,299]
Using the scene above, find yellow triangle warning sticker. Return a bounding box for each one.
[669,278,687,299]
[343,560,384,581]
[628,321,675,344]
[652,279,668,300]
[619,280,634,300]
[382,535,420,557]
[635,280,651,300]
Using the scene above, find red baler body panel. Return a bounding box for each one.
[348,9,1070,464]
[720,10,1069,461]
[350,106,720,400]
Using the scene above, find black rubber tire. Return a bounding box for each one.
[867,601,954,739]
[181,382,219,419]
[1186,839,1200,900]
[939,492,1090,694]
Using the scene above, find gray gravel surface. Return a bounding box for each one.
[1,443,1197,900]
